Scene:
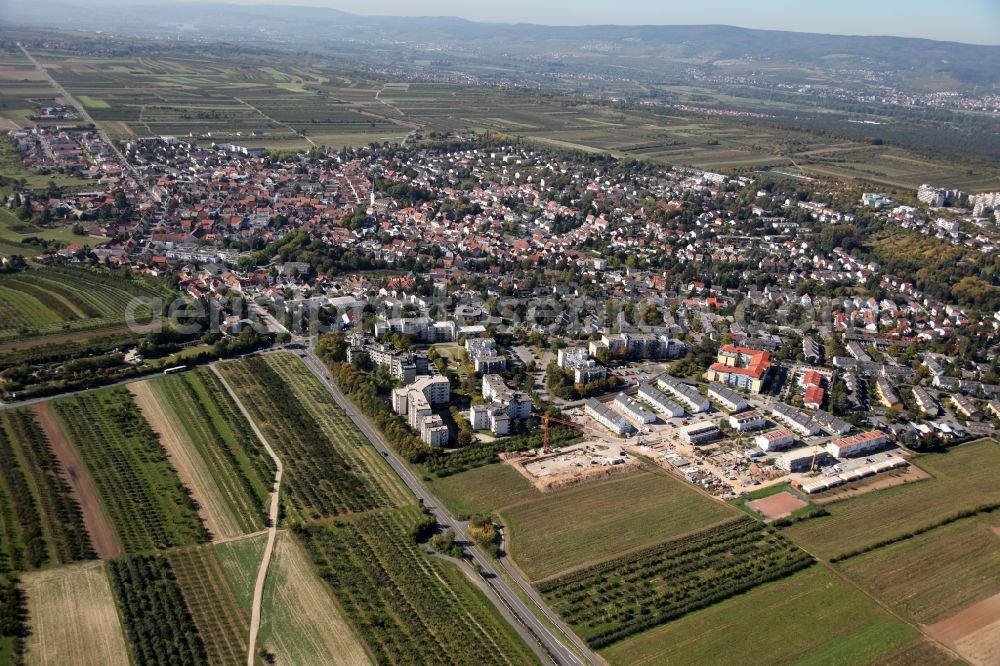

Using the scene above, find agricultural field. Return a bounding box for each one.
[50,387,210,553]
[212,534,266,618]
[130,369,274,540]
[0,265,171,342]
[500,468,738,581]
[257,531,371,666]
[107,554,206,666]
[784,440,1000,560]
[167,544,251,666]
[295,506,539,666]
[426,462,539,517]
[218,353,410,522]
[0,408,93,571]
[538,517,814,648]
[0,48,66,132]
[838,513,1000,624]
[600,565,952,666]
[21,561,130,666]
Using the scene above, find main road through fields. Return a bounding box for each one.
[296,345,600,666]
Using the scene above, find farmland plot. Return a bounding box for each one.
[22,561,130,666]
[131,370,271,540]
[51,387,209,552]
[295,507,538,666]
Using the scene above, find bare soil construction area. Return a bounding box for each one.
[748,491,807,520]
[31,401,121,559]
[503,441,641,492]
[925,592,1000,666]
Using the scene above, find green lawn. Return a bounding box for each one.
[78,95,110,109]
[838,513,1000,623]
[784,440,1000,560]
[501,467,738,581]
[601,566,948,666]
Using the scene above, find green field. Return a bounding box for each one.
[0,265,171,342]
[51,387,210,552]
[501,468,738,581]
[142,369,275,538]
[426,461,539,517]
[838,513,1000,624]
[213,533,266,617]
[538,518,814,648]
[218,353,410,522]
[784,440,1000,560]
[257,531,371,666]
[295,506,539,666]
[601,566,952,666]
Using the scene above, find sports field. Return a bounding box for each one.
[500,468,738,581]
[784,440,1000,560]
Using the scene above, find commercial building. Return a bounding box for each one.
[728,410,766,433]
[754,428,795,452]
[613,393,656,425]
[679,421,721,445]
[825,430,890,458]
[658,375,710,413]
[708,382,749,412]
[704,344,771,393]
[585,398,635,436]
[637,383,685,418]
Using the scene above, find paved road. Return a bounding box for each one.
[211,367,284,666]
[18,43,149,195]
[296,346,598,666]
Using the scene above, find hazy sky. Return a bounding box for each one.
[203,0,1000,45]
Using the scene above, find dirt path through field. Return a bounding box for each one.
[925,592,1000,666]
[128,380,240,540]
[31,401,121,559]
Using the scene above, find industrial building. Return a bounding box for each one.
[637,383,685,418]
[658,375,710,413]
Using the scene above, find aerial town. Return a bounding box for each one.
[0,6,998,666]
